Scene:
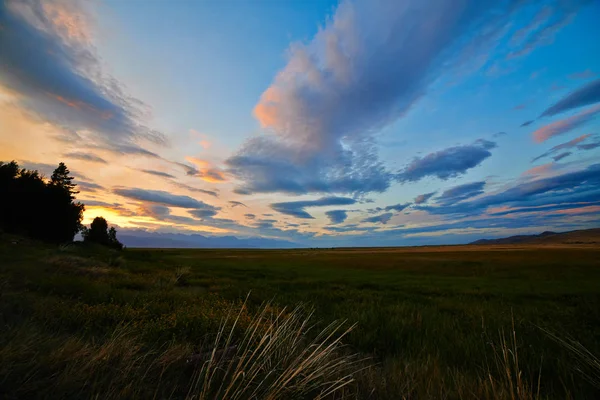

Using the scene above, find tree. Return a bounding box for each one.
[0,160,84,243]
[50,162,79,199]
[83,216,123,250]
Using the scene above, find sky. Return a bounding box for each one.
[1,0,599,247]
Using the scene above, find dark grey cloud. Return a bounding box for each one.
[396,140,495,183]
[437,181,486,206]
[420,164,600,216]
[552,152,571,162]
[0,1,164,153]
[244,213,256,220]
[63,152,107,164]
[521,120,534,127]
[188,209,219,219]
[271,196,356,219]
[532,134,592,162]
[493,131,507,138]
[139,169,176,179]
[362,212,393,225]
[414,192,436,204]
[113,188,220,214]
[541,79,600,117]
[229,201,247,208]
[384,203,411,212]
[325,210,348,224]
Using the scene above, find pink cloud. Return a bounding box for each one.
[533,104,600,143]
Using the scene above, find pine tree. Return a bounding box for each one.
[50,162,79,199]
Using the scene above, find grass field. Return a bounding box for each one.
[1,235,599,399]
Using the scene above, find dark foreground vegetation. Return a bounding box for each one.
[1,235,599,399]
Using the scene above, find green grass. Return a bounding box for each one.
[1,235,599,399]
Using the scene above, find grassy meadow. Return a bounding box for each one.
[1,234,600,399]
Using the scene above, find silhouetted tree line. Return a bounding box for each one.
[0,160,122,249]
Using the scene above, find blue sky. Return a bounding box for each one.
[1,0,599,246]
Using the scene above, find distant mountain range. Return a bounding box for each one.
[119,230,299,249]
[469,228,600,245]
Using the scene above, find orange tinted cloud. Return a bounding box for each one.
[185,156,227,183]
[43,1,92,44]
[521,163,556,177]
[533,104,600,143]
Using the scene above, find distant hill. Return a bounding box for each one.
[470,228,600,245]
[118,230,299,249]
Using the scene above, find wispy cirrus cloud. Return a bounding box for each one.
[0,0,165,154]
[396,140,496,183]
[532,134,593,162]
[421,164,600,216]
[139,169,176,179]
[271,196,356,219]
[540,79,600,117]
[63,151,107,164]
[533,105,600,142]
[113,188,220,217]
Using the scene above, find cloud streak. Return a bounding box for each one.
[396,140,495,183]
[541,79,600,117]
[533,105,600,142]
[271,196,356,219]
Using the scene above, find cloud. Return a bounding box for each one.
[77,180,104,192]
[421,164,600,216]
[227,0,557,197]
[396,140,495,183]
[227,136,391,195]
[270,196,356,219]
[325,210,348,224]
[414,192,436,204]
[139,169,176,179]
[138,204,171,219]
[437,181,486,205]
[384,203,411,212]
[362,212,393,225]
[522,163,558,177]
[168,181,218,198]
[63,151,107,164]
[113,188,220,214]
[506,3,582,60]
[513,104,526,110]
[531,134,591,162]
[244,213,256,220]
[552,152,571,162]
[533,105,600,142]
[569,69,596,80]
[185,157,227,183]
[229,201,247,208]
[188,209,219,219]
[541,79,600,117]
[0,1,165,152]
[521,120,534,127]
